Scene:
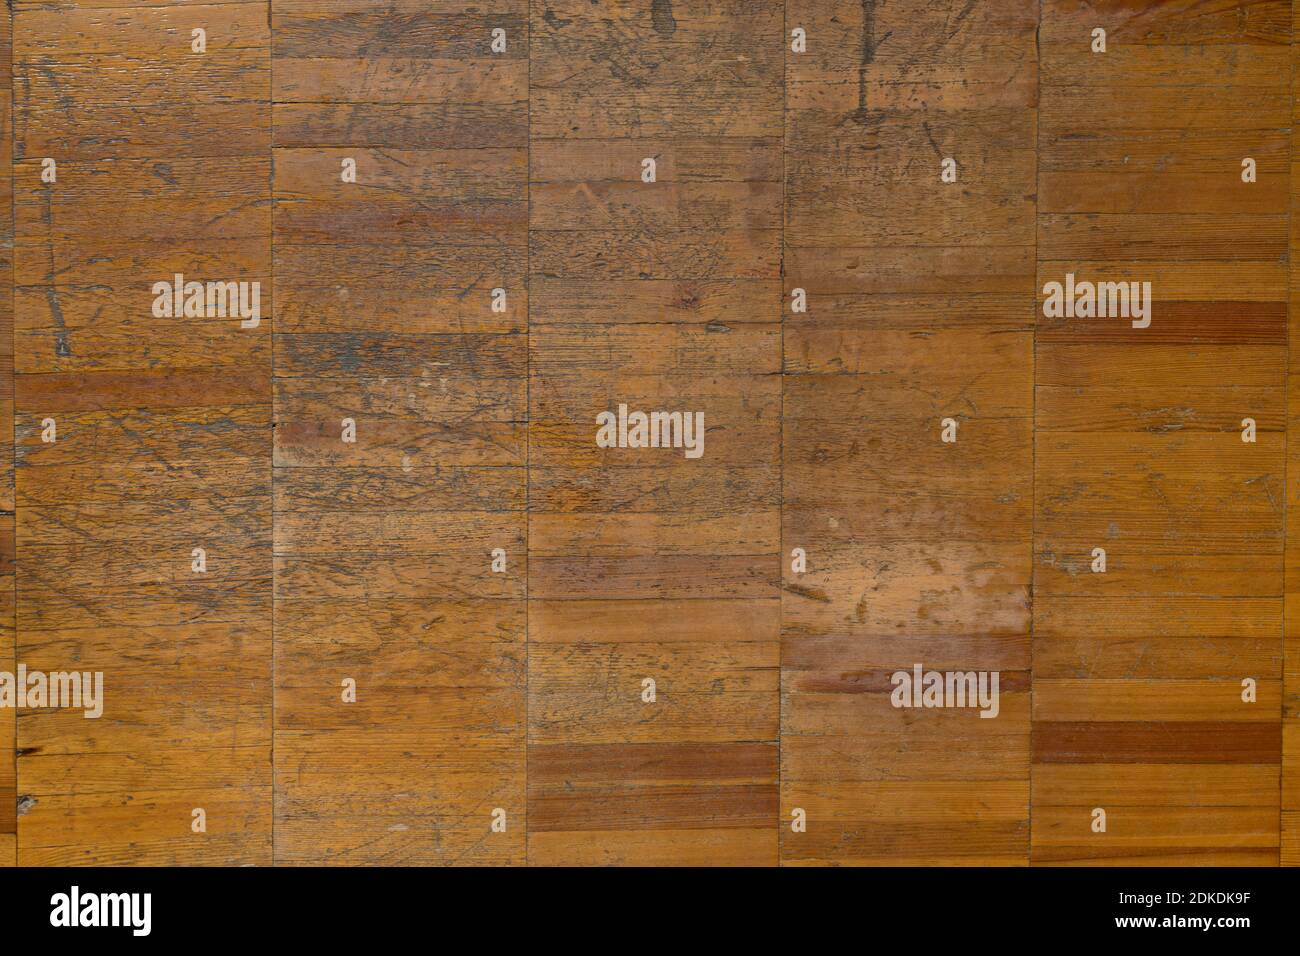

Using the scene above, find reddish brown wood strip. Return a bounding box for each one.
[1034,722,1283,764]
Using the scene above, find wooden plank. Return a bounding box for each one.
[1035,0,1288,866]
[1286,0,1300,869]
[528,0,781,866]
[270,0,528,865]
[12,1,273,866]
[0,7,14,868]
[781,0,1036,866]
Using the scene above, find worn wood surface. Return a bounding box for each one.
[527,0,781,866]
[271,0,528,865]
[1287,0,1300,870]
[1035,0,1288,867]
[11,0,273,865]
[0,6,13,871]
[0,0,1296,866]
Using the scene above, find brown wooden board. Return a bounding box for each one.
[11,1,273,865]
[1035,0,1288,866]
[526,0,782,867]
[270,0,529,865]
[782,0,1036,866]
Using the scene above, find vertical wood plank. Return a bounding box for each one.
[779,0,1037,866]
[10,0,273,864]
[0,3,13,869]
[527,0,783,866]
[271,0,530,865]
[1035,0,1288,867]
[1286,0,1300,870]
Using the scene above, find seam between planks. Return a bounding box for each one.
[6,0,15,870]
[778,0,787,870]
[525,0,532,869]
[268,0,277,867]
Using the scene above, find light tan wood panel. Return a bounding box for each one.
[1036,0,1288,865]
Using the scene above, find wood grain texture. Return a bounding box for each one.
[1287,0,1300,868]
[0,7,12,870]
[526,0,781,867]
[0,0,1295,867]
[1035,0,1288,866]
[10,0,273,865]
[782,0,1035,866]
[271,0,528,865]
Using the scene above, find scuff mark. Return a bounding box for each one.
[543,8,571,30]
[921,120,943,159]
[151,162,179,186]
[946,0,978,41]
[43,188,72,358]
[651,0,677,37]
[850,0,892,127]
[785,582,831,603]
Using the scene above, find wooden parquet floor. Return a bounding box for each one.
[0,0,1296,866]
